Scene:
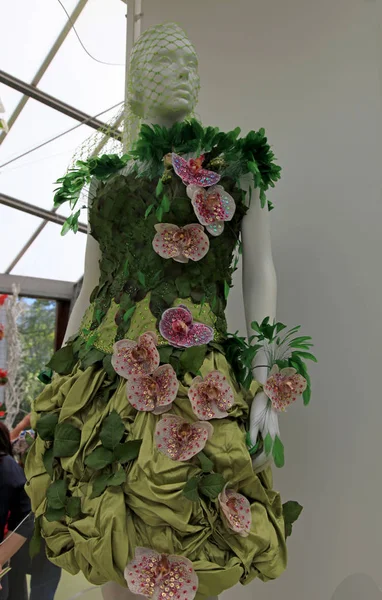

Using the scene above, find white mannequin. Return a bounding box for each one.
[63,26,278,600]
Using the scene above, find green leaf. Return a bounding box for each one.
[36,413,59,441]
[293,351,317,363]
[66,497,81,519]
[85,446,114,470]
[273,435,285,468]
[161,194,170,213]
[156,205,164,222]
[45,506,65,522]
[137,271,146,287]
[90,472,110,499]
[144,203,155,218]
[197,451,213,473]
[114,440,142,464]
[61,218,72,236]
[303,386,311,406]
[199,473,226,499]
[264,432,273,456]
[37,368,53,385]
[155,179,164,197]
[179,345,207,374]
[183,477,200,502]
[123,305,136,322]
[158,346,173,364]
[29,517,42,559]
[107,469,126,487]
[283,500,303,538]
[102,355,117,380]
[46,479,67,509]
[251,321,261,333]
[81,348,105,369]
[43,447,55,479]
[53,423,81,458]
[100,411,125,451]
[224,280,230,300]
[47,344,76,375]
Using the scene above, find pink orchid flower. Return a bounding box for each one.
[264,365,307,412]
[186,184,236,236]
[124,547,198,600]
[172,153,221,187]
[112,332,160,377]
[152,223,209,263]
[218,486,252,537]
[155,414,213,462]
[126,365,179,414]
[188,371,235,420]
[159,305,214,348]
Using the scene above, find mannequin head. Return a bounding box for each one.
[128,22,200,125]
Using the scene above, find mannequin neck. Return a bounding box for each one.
[143,112,190,129]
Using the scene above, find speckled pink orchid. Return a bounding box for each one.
[264,365,307,412]
[159,305,214,348]
[186,184,236,236]
[218,486,252,537]
[126,365,179,414]
[112,332,160,377]
[124,547,198,600]
[172,153,221,187]
[188,371,235,420]
[152,223,209,263]
[155,414,213,462]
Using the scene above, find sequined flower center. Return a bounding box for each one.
[188,371,235,420]
[159,305,214,348]
[186,184,236,236]
[218,487,252,537]
[172,153,221,187]
[112,332,160,377]
[126,365,179,414]
[155,414,213,461]
[153,223,209,263]
[264,365,307,412]
[124,547,199,600]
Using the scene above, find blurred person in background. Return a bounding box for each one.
[6,415,61,600]
[0,421,33,600]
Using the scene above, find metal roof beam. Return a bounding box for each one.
[0,193,87,234]
[0,70,122,139]
[0,274,75,301]
[0,0,89,145]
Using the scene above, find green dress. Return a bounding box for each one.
[25,121,287,598]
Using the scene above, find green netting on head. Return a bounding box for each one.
[69,22,200,171]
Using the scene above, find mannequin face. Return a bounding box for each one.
[129,27,200,124]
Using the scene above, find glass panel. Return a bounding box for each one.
[0,99,96,209]
[11,221,86,282]
[0,88,24,119]
[0,0,78,82]
[0,205,44,273]
[40,0,126,116]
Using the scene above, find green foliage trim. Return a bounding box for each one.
[54,119,281,234]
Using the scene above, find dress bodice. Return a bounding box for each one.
[86,169,247,347]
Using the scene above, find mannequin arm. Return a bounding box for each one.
[241,179,277,382]
[241,179,279,470]
[62,230,101,345]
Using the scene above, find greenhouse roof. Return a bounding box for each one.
[0,0,131,297]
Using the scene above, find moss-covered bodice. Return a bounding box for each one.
[85,170,246,349]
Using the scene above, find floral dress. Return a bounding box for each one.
[25,121,287,599]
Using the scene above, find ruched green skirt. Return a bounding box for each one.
[25,350,287,597]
